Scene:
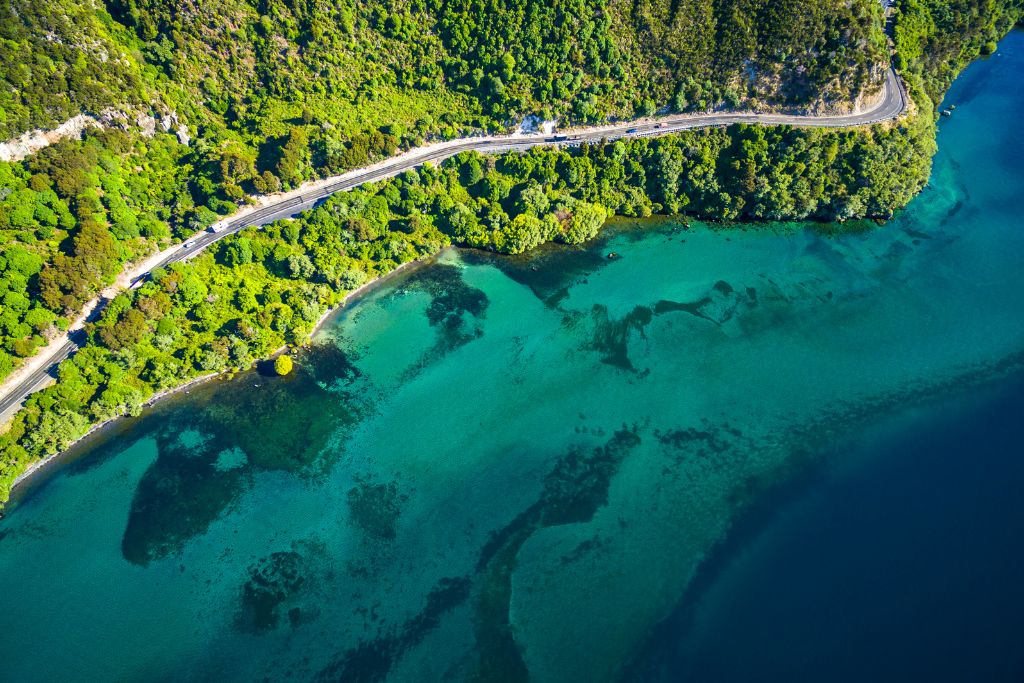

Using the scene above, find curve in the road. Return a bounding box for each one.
[0,68,908,421]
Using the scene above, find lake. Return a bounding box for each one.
[0,32,1022,683]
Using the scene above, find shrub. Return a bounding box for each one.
[274,354,293,376]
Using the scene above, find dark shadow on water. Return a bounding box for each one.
[460,218,686,305]
[119,347,365,565]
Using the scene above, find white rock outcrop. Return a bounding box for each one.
[0,108,188,162]
[0,114,103,162]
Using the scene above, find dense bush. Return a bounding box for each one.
[0,0,894,383]
[0,115,940,500]
[0,130,194,372]
[2,0,889,140]
[893,0,1023,103]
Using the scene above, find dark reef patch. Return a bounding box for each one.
[239,551,306,631]
[397,263,489,331]
[236,540,328,633]
[347,479,409,542]
[559,534,610,566]
[388,263,491,379]
[544,285,571,309]
[315,576,472,683]
[902,226,934,242]
[652,279,751,327]
[652,421,768,495]
[654,422,747,461]
[460,219,685,308]
[653,297,718,322]
[586,304,653,371]
[472,525,533,683]
[461,242,611,307]
[199,363,353,475]
[540,428,642,525]
[712,280,734,295]
[121,360,359,565]
[299,341,365,397]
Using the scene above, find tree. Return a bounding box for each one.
[287,254,315,279]
[276,129,309,187]
[274,354,293,376]
[254,171,282,194]
[500,214,547,254]
[4,247,43,278]
[0,351,14,378]
[223,237,254,267]
[561,201,609,244]
[177,273,209,306]
[461,155,483,185]
[517,183,550,215]
[499,53,516,81]
[97,308,147,350]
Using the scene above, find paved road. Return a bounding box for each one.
[0,68,907,421]
[0,337,80,418]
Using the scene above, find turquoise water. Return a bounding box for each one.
[1,34,1023,682]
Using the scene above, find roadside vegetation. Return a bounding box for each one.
[0,114,955,502]
[0,0,1021,501]
[0,0,888,383]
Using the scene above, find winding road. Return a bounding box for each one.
[0,67,908,422]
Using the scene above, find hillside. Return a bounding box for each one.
[4,0,888,142]
[893,0,1024,100]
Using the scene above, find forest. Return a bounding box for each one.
[893,0,1024,101]
[3,0,888,139]
[0,0,891,385]
[0,0,1021,500]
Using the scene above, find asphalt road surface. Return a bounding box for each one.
[0,68,907,420]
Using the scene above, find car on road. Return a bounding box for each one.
[209,221,227,233]
[625,128,639,134]
[183,241,194,249]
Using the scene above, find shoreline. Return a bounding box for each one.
[0,66,909,414]
[308,253,439,338]
[0,203,930,502]
[7,372,219,497]
[5,253,438,501]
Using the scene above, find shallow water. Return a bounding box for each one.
[1,34,1023,682]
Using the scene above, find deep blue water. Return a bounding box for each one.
[632,37,1024,681]
[634,375,1024,682]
